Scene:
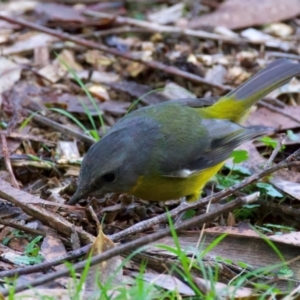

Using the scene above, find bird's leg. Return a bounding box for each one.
[174,197,191,225]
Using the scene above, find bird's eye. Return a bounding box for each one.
[101,172,116,183]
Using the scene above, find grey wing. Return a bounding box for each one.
[160,119,270,178]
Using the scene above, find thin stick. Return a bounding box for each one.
[83,26,153,38]
[282,281,300,300]
[259,100,300,125]
[266,51,300,61]
[0,245,91,278]
[87,205,100,234]
[84,10,243,44]
[0,133,19,189]
[0,219,45,237]
[264,133,285,169]
[29,110,95,146]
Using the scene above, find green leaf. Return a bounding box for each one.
[182,209,196,220]
[278,267,293,277]
[27,155,55,167]
[243,204,260,209]
[287,130,299,141]
[258,136,278,149]
[216,256,232,264]
[25,236,43,256]
[0,121,7,129]
[256,182,283,198]
[237,261,251,269]
[216,174,241,189]
[133,12,146,20]
[227,164,252,175]
[263,223,294,232]
[255,225,273,233]
[2,236,11,245]
[12,255,43,265]
[230,150,249,164]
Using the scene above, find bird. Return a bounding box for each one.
[68,59,300,205]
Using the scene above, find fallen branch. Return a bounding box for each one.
[84,10,243,43]
[264,133,285,169]
[0,245,90,278]
[0,180,95,245]
[0,219,45,237]
[28,110,95,146]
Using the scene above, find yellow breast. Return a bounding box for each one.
[128,162,224,202]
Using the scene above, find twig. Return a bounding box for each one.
[266,51,300,61]
[260,97,285,108]
[264,133,285,169]
[0,179,95,245]
[87,205,100,233]
[0,14,229,91]
[258,200,300,219]
[83,26,153,38]
[282,280,300,300]
[39,0,123,6]
[259,100,300,125]
[28,110,95,146]
[0,245,91,278]
[0,133,19,189]
[0,219,45,237]
[7,132,56,146]
[84,10,243,44]
[0,194,255,296]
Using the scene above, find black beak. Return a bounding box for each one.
[68,189,85,205]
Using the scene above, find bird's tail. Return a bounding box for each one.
[200,59,300,123]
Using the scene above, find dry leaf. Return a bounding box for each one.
[0,57,21,106]
[14,288,73,300]
[3,32,57,55]
[35,3,86,23]
[189,0,300,30]
[126,62,146,77]
[241,28,292,51]
[136,272,195,296]
[56,141,81,162]
[0,1,37,14]
[108,80,168,105]
[84,226,123,295]
[69,70,119,84]
[246,107,300,130]
[161,82,196,100]
[38,49,82,83]
[270,178,300,201]
[205,64,227,86]
[263,23,294,37]
[148,3,184,25]
[226,66,251,85]
[269,232,300,247]
[88,85,110,102]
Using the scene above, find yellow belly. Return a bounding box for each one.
[129,162,224,202]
